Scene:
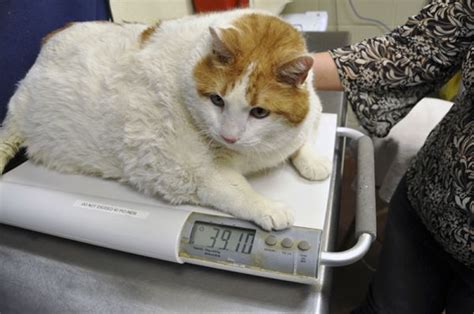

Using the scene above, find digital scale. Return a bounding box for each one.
[0,114,376,284]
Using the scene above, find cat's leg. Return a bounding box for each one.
[290,143,331,181]
[0,110,24,174]
[196,167,294,231]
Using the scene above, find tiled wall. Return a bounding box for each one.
[111,0,427,44]
[282,0,428,43]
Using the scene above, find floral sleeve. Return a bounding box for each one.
[329,0,473,137]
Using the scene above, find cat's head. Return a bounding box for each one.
[187,13,317,154]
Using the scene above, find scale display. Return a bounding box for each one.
[190,221,256,254]
[179,213,322,284]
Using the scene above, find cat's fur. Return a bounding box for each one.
[0,9,331,230]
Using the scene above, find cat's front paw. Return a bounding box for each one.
[292,153,332,181]
[253,201,294,231]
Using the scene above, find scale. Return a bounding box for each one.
[0,114,376,284]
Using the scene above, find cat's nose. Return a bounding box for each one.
[221,135,238,144]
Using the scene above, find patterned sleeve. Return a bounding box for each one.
[329,0,473,137]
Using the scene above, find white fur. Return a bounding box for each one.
[0,10,330,230]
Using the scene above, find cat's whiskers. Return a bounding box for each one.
[196,129,218,150]
[254,141,289,162]
[239,139,260,147]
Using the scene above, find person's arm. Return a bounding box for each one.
[313,0,472,137]
[312,52,343,91]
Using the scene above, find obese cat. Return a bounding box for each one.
[0,9,331,230]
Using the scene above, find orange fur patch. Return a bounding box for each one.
[140,22,161,47]
[193,14,310,124]
[41,22,75,45]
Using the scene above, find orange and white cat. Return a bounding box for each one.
[0,9,331,230]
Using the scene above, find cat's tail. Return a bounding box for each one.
[0,114,24,175]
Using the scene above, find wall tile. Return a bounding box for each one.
[336,0,395,30]
[394,0,426,26]
[338,24,385,44]
[110,0,193,23]
[282,0,319,13]
[319,0,338,28]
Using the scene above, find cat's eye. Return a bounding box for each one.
[209,94,225,108]
[250,107,270,119]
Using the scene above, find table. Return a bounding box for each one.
[0,32,349,313]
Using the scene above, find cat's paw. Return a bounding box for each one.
[292,153,332,181]
[253,202,294,231]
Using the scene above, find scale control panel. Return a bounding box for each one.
[179,212,322,280]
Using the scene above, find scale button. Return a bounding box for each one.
[265,235,278,246]
[281,238,294,248]
[298,240,311,251]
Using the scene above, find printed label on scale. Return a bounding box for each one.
[74,200,149,219]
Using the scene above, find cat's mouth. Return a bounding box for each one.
[216,137,239,148]
[212,134,246,151]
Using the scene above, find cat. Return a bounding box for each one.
[0,9,331,231]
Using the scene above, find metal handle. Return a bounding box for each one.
[320,127,376,267]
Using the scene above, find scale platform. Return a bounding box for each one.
[0,114,375,284]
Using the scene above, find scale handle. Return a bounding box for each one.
[320,127,376,267]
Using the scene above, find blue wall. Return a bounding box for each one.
[0,0,111,122]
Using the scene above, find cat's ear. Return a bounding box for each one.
[209,27,234,64]
[276,55,314,87]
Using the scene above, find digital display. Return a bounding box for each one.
[190,221,256,254]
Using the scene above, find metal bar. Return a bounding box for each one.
[319,127,376,267]
[320,233,373,267]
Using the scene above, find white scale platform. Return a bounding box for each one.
[0,114,337,284]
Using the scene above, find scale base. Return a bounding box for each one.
[0,114,337,284]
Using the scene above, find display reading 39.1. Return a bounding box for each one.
[190,221,256,254]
